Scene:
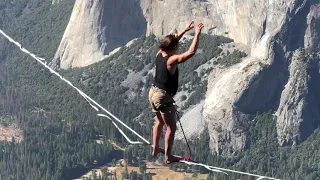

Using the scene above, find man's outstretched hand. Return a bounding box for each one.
[184,21,194,32]
[195,23,204,35]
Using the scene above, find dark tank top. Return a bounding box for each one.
[153,54,179,95]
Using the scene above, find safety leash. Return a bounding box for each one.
[176,111,192,162]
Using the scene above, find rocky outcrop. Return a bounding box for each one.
[52,0,146,69]
[176,101,206,140]
[276,48,320,146]
[273,2,320,146]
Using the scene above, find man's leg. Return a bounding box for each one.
[161,106,177,163]
[152,112,165,156]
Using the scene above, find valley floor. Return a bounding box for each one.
[76,161,208,180]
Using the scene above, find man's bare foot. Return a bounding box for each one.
[152,147,165,156]
[164,155,183,165]
[152,148,160,157]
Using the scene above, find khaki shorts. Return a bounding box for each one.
[149,86,175,114]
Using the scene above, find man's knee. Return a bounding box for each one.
[158,121,165,128]
[167,124,176,133]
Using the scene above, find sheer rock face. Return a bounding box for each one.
[275,50,320,146]
[201,0,320,156]
[54,0,320,157]
[275,2,320,145]
[141,0,293,60]
[305,4,320,49]
[52,0,146,69]
[274,2,320,147]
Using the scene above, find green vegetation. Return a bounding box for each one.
[0,1,319,180]
[218,49,247,67]
[0,1,120,180]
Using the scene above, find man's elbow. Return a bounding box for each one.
[187,49,196,56]
[188,50,196,58]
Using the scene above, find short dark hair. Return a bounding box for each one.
[159,35,179,52]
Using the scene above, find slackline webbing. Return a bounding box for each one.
[0,29,281,180]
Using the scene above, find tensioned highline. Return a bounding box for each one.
[0,29,281,180]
